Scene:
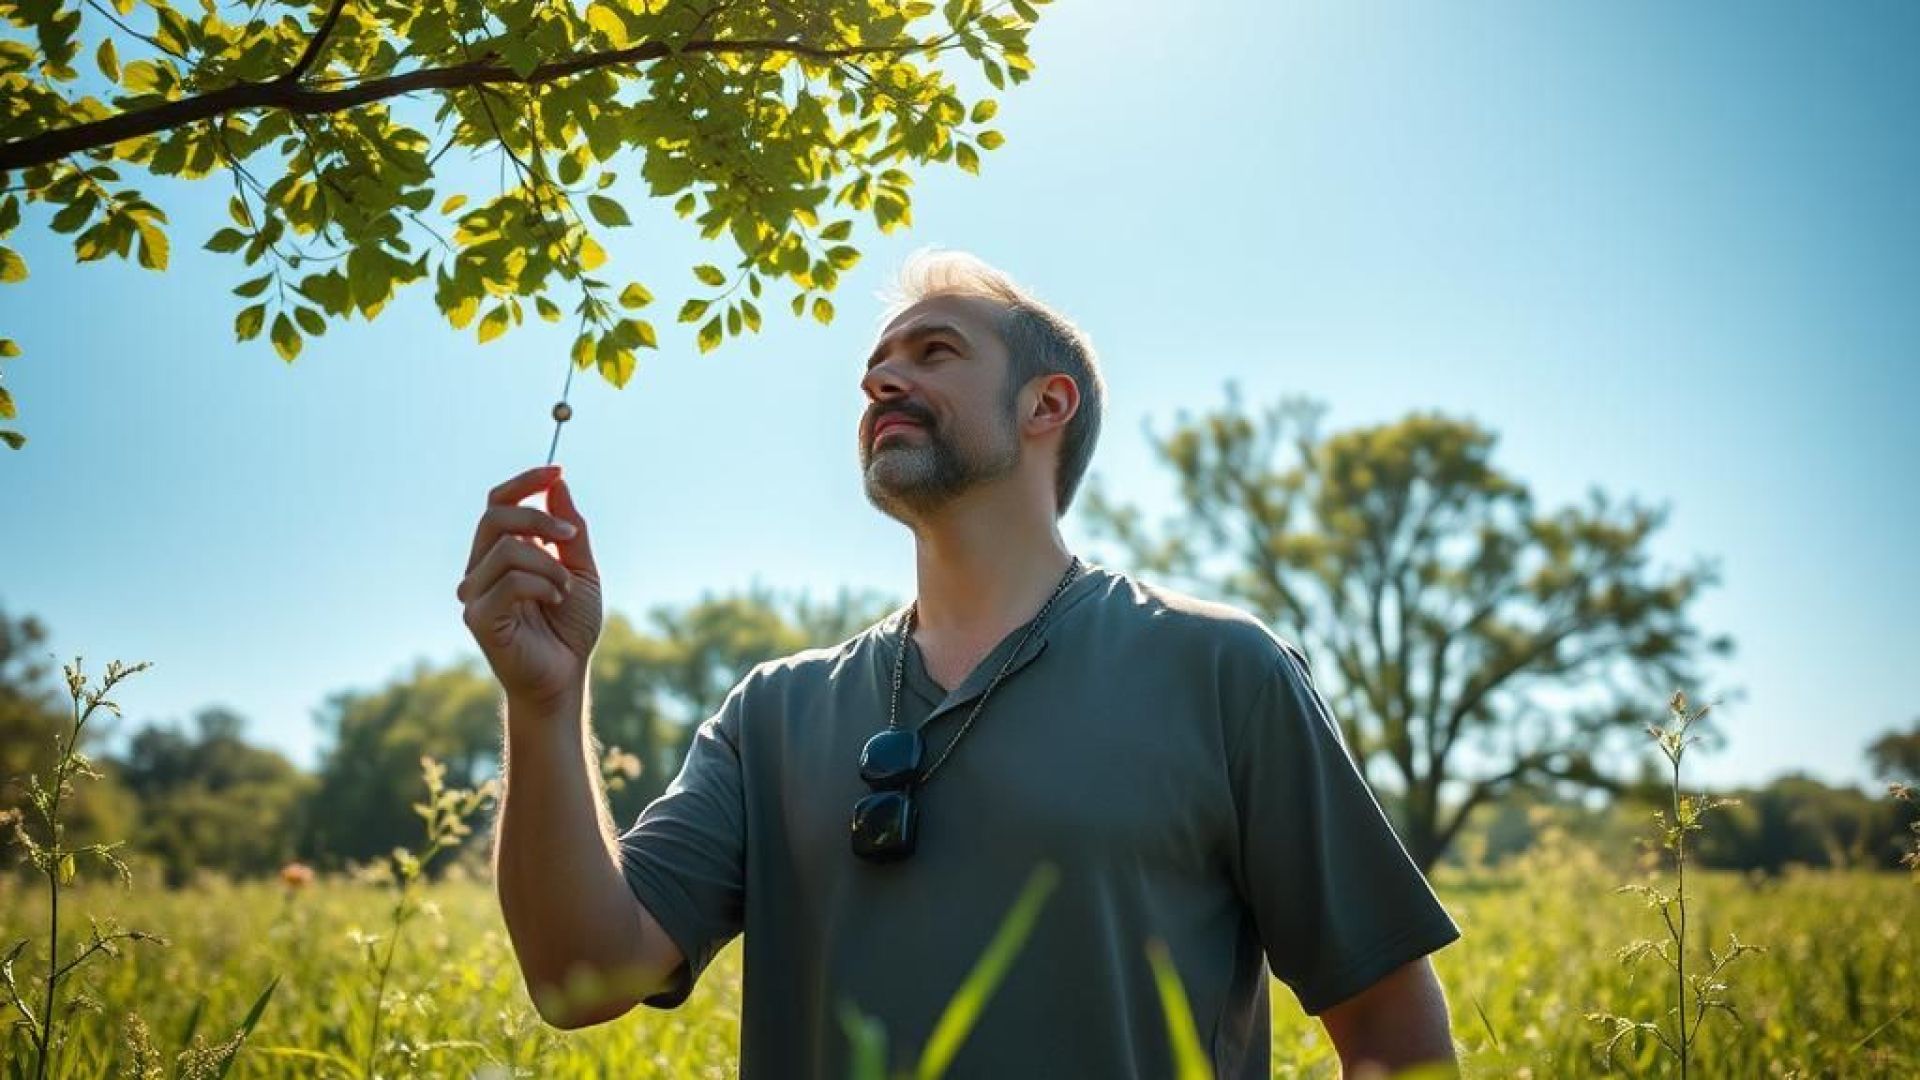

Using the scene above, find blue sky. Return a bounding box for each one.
[5,1,1916,793]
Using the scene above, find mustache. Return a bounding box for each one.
[865,403,935,440]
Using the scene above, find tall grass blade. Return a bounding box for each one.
[914,860,1060,1080]
[1145,938,1212,1079]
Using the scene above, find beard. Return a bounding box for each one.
[861,406,1021,522]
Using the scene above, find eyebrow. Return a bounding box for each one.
[865,321,971,370]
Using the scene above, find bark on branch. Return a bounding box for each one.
[0,35,925,175]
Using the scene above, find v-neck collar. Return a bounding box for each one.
[879,562,1108,727]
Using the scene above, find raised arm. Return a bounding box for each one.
[458,464,683,1027]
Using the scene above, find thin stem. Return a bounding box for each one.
[32,691,80,1080]
[1671,751,1688,1080]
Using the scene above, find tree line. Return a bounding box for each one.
[5,393,1915,884]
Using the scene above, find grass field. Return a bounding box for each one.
[3,827,1912,1079]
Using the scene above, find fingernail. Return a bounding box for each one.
[557,520,577,538]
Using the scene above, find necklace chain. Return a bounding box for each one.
[886,555,1083,787]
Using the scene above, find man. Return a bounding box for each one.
[468,250,1461,1077]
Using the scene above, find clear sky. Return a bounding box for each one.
[5,1,1915,793]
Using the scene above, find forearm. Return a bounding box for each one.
[493,684,664,1026]
[1322,958,1458,1077]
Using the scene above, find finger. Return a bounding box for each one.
[466,503,577,577]
[459,536,571,605]
[544,475,597,572]
[464,568,567,633]
[488,464,562,509]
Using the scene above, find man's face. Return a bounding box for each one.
[858,293,1022,522]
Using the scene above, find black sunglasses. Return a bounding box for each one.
[851,727,925,863]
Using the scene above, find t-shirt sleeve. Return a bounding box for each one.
[1226,640,1462,1016]
[615,678,750,1010]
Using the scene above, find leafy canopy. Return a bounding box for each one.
[0,0,1053,447]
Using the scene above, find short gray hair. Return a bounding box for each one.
[877,248,1106,517]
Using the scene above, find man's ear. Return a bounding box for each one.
[1024,372,1080,439]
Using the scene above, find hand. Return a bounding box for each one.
[458,465,604,712]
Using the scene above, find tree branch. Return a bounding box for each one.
[1,35,938,175]
[282,0,353,87]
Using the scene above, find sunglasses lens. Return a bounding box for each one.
[851,789,917,862]
[859,728,924,789]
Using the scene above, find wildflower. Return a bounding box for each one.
[279,861,315,891]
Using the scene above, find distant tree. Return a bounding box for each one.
[1866,719,1920,784]
[1695,772,1909,874]
[118,705,314,886]
[0,0,1053,444]
[304,657,500,867]
[590,584,893,820]
[1084,389,1732,872]
[305,585,889,861]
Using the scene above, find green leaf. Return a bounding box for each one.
[812,296,834,325]
[673,192,697,218]
[0,384,14,420]
[693,264,727,287]
[970,99,998,123]
[696,315,723,353]
[534,295,562,322]
[0,431,23,450]
[585,1,629,46]
[205,228,247,254]
[577,234,608,271]
[977,130,1006,150]
[0,247,24,283]
[624,318,657,349]
[595,333,635,387]
[0,338,18,358]
[208,976,280,1080]
[294,306,325,335]
[134,221,169,270]
[477,304,510,344]
[58,853,75,884]
[820,220,853,242]
[122,60,166,93]
[234,304,266,341]
[955,143,980,174]
[677,298,709,323]
[618,282,653,308]
[440,194,467,215]
[741,300,761,333]
[587,194,631,228]
[447,295,478,329]
[95,38,118,82]
[826,245,861,270]
[232,274,270,298]
[270,312,302,362]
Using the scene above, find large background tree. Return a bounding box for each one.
[0,0,1052,445]
[1083,387,1733,872]
[117,704,314,886]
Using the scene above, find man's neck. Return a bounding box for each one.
[906,486,1075,649]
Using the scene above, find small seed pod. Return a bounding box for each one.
[552,401,573,423]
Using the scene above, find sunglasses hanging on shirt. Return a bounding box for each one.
[850,556,1082,863]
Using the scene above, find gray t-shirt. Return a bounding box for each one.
[617,562,1460,1078]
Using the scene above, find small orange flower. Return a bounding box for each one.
[279,861,315,890]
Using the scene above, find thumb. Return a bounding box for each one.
[546,474,597,573]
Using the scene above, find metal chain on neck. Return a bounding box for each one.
[885,555,1083,787]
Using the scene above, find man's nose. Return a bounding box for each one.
[861,359,911,403]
